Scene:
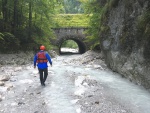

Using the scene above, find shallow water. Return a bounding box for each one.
[0,55,150,113]
[57,62,150,113]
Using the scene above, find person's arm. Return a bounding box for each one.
[46,53,52,66]
[34,54,37,68]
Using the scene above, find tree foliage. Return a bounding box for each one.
[63,0,84,14]
[0,0,63,52]
[79,0,119,49]
[53,14,90,27]
[61,40,78,49]
[79,0,103,48]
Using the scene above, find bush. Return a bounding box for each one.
[0,32,20,53]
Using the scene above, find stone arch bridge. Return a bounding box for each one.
[51,27,89,54]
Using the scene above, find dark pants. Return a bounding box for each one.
[38,68,48,85]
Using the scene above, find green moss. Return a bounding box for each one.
[90,42,101,51]
[137,9,150,39]
[0,32,4,40]
[53,14,90,28]
[119,34,126,44]
[101,25,110,33]
[137,8,150,60]
[108,0,120,8]
[83,0,119,48]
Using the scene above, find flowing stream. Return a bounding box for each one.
[0,55,150,113]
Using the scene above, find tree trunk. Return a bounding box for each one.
[13,0,18,34]
[29,0,32,39]
[2,0,8,31]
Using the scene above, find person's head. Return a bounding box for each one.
[40,45,45,51]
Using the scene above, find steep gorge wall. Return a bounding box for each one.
[100,0,150,90]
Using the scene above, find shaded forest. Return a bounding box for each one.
[0,0,86,53]
[0,0,63,52]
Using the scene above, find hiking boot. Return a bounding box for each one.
[43,83,45,86]
[41,82,45,86]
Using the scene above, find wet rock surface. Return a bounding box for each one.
[0,51,150,113]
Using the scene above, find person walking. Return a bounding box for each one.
[34,45,52,86]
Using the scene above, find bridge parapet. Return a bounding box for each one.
[52,27,88,35]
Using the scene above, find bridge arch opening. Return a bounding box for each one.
[59,38,86,55]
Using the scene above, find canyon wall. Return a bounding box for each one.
[100,0,150,90]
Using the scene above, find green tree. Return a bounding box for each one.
[80,0,122,50]
[63,0,84,14]
[0,0,64,52]
[79,0,102,49]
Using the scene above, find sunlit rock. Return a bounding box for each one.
[70,99,79,104]
[93,65,103,70]
[0,75,10,81]
[14,67,22,72]
[0,81,4,86]
[76,108,81,113]
[74,87,86,96]
[5,83,13,90]
[74,76,86,96]
[11,102,17,106]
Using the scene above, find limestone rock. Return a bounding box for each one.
[100,0,150,89]
[0,81,4,86]
[5,83,13,89]
[0,75,10,81]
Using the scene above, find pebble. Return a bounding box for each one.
[37,92,41,94]
[0,75,10,81]
[42,102,46,105]
[0,81,4,86]
[18,102,25,106]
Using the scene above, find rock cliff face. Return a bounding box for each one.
[100,0,150,90]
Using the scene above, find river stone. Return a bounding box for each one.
[5,83,13,89]
[4,83,13,91]
[0,81,4,86]
[0,75,10,81]
[0,95,2,102]
[18,101,25,106]
[14,67,22,72]
[0,60,6,65]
